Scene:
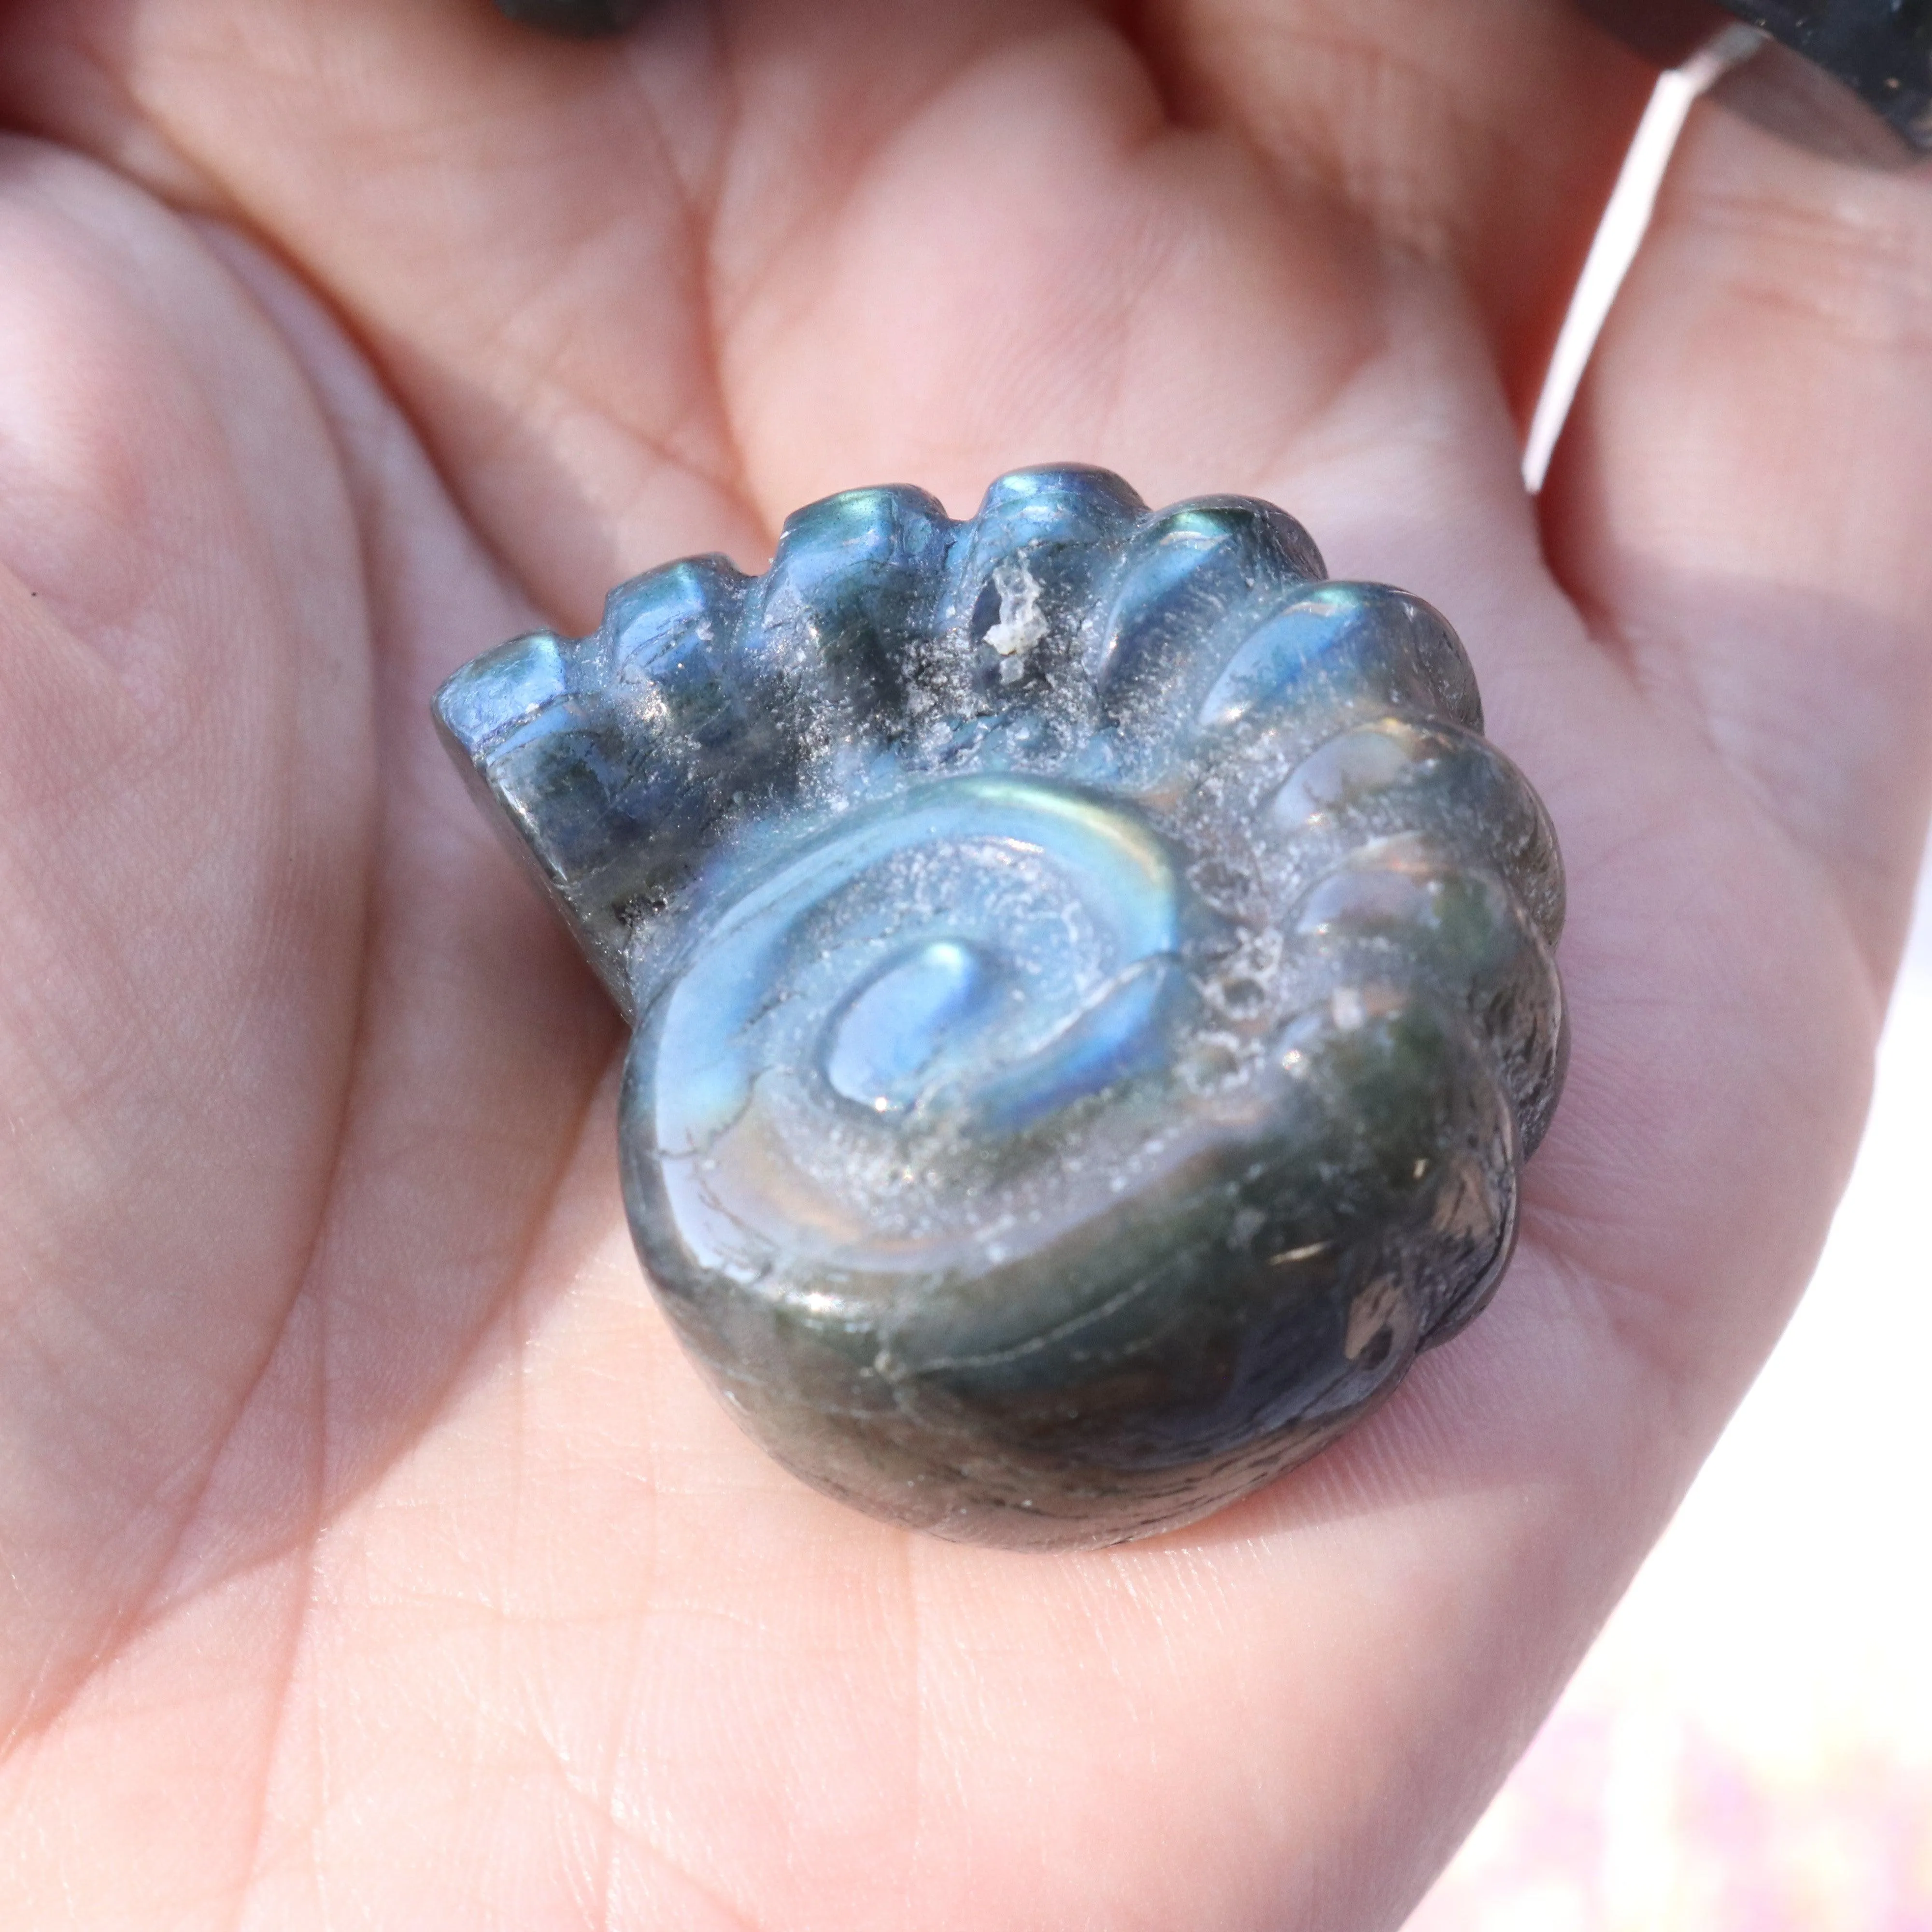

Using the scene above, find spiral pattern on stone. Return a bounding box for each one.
[436,466,1566,1548]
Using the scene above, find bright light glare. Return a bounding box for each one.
[1522,26,1765,493]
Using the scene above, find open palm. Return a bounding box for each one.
[0,1,1927,1924]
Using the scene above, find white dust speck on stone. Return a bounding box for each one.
[984,559,1050,685]
[1228,1207,1265,1250]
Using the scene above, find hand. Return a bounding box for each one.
[0,3,1925,1924]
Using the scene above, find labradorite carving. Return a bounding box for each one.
[435,467,1566,1549]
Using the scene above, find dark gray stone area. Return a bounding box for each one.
[436,466,1569,1548]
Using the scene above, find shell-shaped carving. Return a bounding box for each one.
[435,466,1566,1549]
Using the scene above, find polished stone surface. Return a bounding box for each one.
[435,467,1567,1548]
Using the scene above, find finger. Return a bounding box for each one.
[1136,0,1662,414]
[0,138,371,1736]
[1542,107,1932,988]
[191,220,625,1547]
[0,0,1653,613]
[0,0,863,615]
[0,139,623,1752]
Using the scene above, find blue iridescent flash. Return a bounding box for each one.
[435,466,1566,1548]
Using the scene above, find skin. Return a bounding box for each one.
[0,0,1926,1924]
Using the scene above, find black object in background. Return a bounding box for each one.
[1580,0,1932,161]
[493,0,647,37]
